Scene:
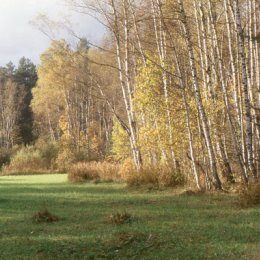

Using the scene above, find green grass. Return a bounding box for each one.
[0,174,259,260]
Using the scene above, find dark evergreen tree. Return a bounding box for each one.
[0,62,15,77]
[14,57,38,144]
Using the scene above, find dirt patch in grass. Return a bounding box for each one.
[32,209,59,223]
[108,211,135,225]
[101,232,161,259]
[180,189,205,196]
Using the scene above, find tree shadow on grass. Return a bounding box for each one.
[0,178,259,260]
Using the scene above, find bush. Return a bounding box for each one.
[68,162,99,182]
[0,148,12,170]
[2,142,59,175]
[124,164,186,188]
[3,146,43,175]
[35,140,59,169]
[126,168,158,188]
[68,162,120,183]
[118,159,135,180]
[55,149,75,172]
[239,182,260,207]
[116,160,187,188]
[55,135,77,172]
[97,162,120,181]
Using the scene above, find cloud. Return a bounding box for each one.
[0,0,104,66]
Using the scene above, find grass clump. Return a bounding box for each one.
[239,181,260,207]
[32,209,59,223]
[108,211,134,225]
[68,161,120,183]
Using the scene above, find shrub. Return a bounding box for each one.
[239,182,260,207]
[3,146,44,175]
[68,160,186,187]
[35,140,59,169]
[0,148,12,170]
[2,142,59,175]
[158,166,186,187]
[68,162,100,182]
[126,167,158,188]
[118,158,135,180]
[125,164,186,188]
[55,149,75,172]
[55,135,77,172]
[97,162,120,181]
[68,162,120,183]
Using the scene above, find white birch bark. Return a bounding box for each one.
[111,0,143,170]
[233,0,257,178]
[178,0,222,190]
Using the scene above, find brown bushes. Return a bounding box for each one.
[126,165,186,188]
[68,160,186,188]
[119,160,186,188]
[120,159,186,188]
[239,182,260,207]
[118,158,135,180]
[68,162,120,183]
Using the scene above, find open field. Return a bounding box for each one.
[0,174,259,260]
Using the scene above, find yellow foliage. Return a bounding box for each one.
[118,158,135,180]
[112,117,131,160]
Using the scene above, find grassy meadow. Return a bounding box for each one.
[0,174,259,260]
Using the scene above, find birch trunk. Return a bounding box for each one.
[111,0,142,170]
[178,0,222,190]
[207,0,248,183]
[151,0,178,168]
[233,0,257,178]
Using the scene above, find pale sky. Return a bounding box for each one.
[0,0,105,66]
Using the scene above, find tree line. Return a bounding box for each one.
[1,0,259,190]
[0,58,37,149]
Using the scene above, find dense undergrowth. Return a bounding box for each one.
[0,141,87,175]
[0,143,186,188]
[1,143,260,207]
[68,160,186,189]
[238,182,260,207]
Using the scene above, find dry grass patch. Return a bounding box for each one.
[180,189,205,196]
[239,182,260,207]
[68,161,120,183]
[125,164,186,189]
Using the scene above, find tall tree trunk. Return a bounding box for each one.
[177,0,222,190]
[233,0,257,179]
[111,0,142,170]
[151,0,177,167]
